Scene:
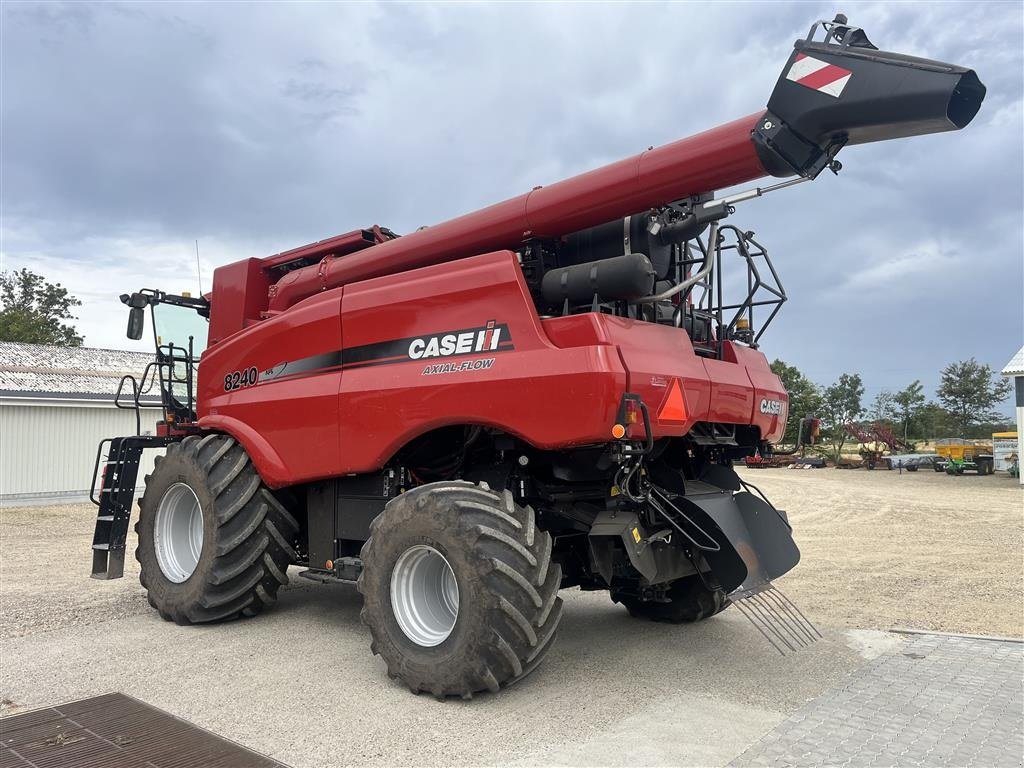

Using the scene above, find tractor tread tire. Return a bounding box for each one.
[614,576,730,624]
[135,434,297,625]
[357,481,562,699]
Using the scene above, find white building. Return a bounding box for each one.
[1001,346,1024,486]
[0,341,159,504]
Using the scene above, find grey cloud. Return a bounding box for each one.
[280,79,362,105]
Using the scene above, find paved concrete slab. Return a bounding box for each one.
[730,634,1024,767]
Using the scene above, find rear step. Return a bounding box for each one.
[89,435,172,579]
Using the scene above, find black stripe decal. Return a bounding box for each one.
[257,322,513,382]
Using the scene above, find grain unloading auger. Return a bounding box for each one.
[92,16,984,695]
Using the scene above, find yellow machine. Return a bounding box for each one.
[934,439,995,475]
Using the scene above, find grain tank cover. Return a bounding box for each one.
[754,15,986,179]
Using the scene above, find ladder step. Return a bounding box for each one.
[96,515,115,522]
[92,543,111,551]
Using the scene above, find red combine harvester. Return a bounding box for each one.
[91,16,984,696]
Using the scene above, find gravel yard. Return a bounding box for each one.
[3,467,1019,642]
[750,467,1024,638]
[0,467,1020,766]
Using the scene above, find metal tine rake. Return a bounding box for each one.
[732,583,821,656]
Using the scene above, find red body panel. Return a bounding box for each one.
[336,252,627,474]
[197,251,787,487]
[208,258,271,346]
[725,343,789,443]
[199,294,344,486]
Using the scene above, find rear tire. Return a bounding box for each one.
[613,575,729,623]
[357,481,562,698]
[135,434,299,624]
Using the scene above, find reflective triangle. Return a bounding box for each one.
[658,379,687,422]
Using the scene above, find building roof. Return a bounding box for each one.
[0,341,159,402]
[1002,346,1024,378]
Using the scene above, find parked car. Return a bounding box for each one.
[904,455,943,472]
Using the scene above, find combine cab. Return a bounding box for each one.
[90,16,984,697]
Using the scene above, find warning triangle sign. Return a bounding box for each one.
[658,379,687,422]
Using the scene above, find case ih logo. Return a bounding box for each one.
[408,321,510,360]
[759,398,784,416]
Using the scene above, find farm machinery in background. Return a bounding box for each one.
[934,439,996,475]
[745,416,823,468]
[89,15,984,697]
[844,422,910,469]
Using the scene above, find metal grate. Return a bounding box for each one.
[0,692,287,768]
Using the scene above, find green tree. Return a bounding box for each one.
[770,359,822,445]
[869,389,896,423]
[918,401,954,440]
[936,358,1012,437]
[893,380,926,442]
[0,269,83,346]
[967,417,1015,439]
[819,373,865,461]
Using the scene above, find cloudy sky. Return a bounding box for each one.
[2,1,1021,408]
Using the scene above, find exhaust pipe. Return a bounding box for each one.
[754,15,986,178]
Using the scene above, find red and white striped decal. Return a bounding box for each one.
[785,53,852,98]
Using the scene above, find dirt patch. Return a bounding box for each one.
[0,503,151,638]
[743,466,1024,637]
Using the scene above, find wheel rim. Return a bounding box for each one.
[153,482,204,583]
[390,545,459,647]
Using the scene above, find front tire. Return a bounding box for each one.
[357,481,562,698]
[613,575,729,623]
[136,434,299,624]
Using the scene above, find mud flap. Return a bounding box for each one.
[673,488,799,594]
[672,486,820,654]
[588,473,819,654]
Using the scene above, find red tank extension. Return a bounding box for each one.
[267,112,768,312]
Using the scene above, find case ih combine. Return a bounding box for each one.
[91,17,984,697]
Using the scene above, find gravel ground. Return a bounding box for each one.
[746,467,1024,638]
[0,503,152,639]
[0,468,1020,766]
[3,468,1019,641]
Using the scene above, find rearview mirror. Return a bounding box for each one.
[127,306,145,340]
